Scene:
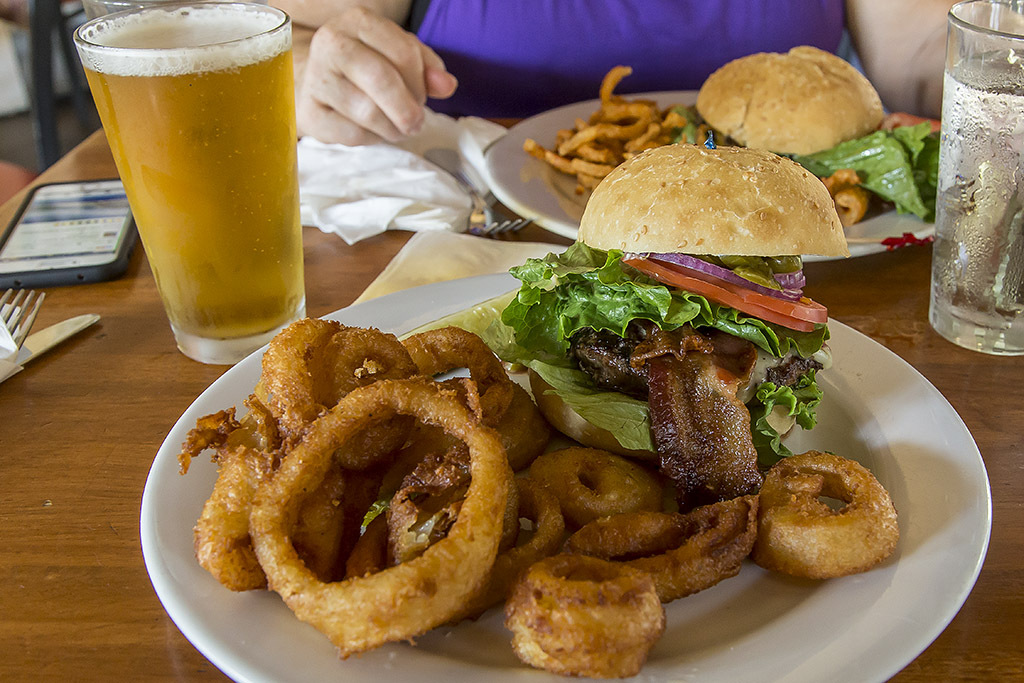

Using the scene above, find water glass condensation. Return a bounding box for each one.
[930,0,1024,355]
[74,3,305,364]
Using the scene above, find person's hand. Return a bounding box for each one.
[296,6,458,145]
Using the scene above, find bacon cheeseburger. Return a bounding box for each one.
[493,143,849,505]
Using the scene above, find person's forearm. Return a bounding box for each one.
[846,0,955,117]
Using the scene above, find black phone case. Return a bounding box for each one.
[0,180,139,288]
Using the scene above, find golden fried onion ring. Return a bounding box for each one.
[403,326,550,470]
[402,326,515,417]
[452,476,566,622]
[529,447,664,527]
[751,451,899,579]
[256,320,418,442]
[564,495,758,602]
[386,436,520,566]
[193,444,276,591]
[505,554,665,678]
[249,378,512,657]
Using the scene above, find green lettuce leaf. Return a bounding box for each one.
[500,242,827,364]
[792,122,939,221]
[747,371,823,467]
[488,243,827,456]
[526,360,655,452]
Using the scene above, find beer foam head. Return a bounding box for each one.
[76,3,290,76]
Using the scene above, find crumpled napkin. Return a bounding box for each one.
[0,315,23,384]
[354,230,564,304]
[298,110,507,245]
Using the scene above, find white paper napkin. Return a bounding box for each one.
[0,312,23,384]
[354,230,565,304]
[298,111,507,245]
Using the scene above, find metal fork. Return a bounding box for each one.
[424,148,533,237]
[474,215,534,237]
[446,167,533,237]
[1,289,46,349]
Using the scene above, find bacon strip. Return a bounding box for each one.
[647,350,763,506]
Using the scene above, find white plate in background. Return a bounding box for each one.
[484,93,935,260]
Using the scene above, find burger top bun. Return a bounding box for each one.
[695,46,883,155]
[578,143,850,258]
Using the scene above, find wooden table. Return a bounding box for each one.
[1,130,1020,682]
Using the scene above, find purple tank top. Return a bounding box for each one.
[414,0,846,118]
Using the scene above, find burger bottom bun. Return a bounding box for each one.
[528,370,657,462]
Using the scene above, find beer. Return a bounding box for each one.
[75,4,305,363]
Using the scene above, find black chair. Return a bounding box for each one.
[27,0,97,168]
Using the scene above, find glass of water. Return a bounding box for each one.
[930,0,1024,355]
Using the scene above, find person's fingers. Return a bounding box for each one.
[417,43,457,99]
[425,64,458,100]
[305,20,422,139]
[346,7,430,106]
[302,29,411,141]
[297,72,396,145]
[299,5,456,144]
[294,7,459,145]
[298,103,388,146]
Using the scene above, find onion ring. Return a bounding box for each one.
[294,466,385,583]
[563,495,758,601]
[402,326,514,416]
[751,450,899,579]
[452,476,566,622]
[386,436,520,566]
[504,554,665,678]
[289,462,350,582]
[249,378,512,657]
[178,395,280,475]
[194,444,377,590]
[255,319,419,444]
[193,444,276,591]
[528,447,664,527]
[493,380,552,471]
[344,514,388,579]
[403,326,550,470]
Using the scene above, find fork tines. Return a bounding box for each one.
[1,288,46,347]
[471,217,534,238]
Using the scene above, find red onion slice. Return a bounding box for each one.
[624,252,804,301]
[773,270,806,290]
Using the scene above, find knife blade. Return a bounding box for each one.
[18,314,101,365]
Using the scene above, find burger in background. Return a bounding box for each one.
[487,143,848,507]
[695,45,884,156]
[693,46,940,226]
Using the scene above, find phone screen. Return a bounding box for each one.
[0,180,133,276]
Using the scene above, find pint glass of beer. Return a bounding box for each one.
[74,3,305,364]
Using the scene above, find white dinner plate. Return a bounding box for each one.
[484,92,936,260]
[141,273,990,683]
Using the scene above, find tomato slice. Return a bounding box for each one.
[623,257,828,333]
[880,112,941,133]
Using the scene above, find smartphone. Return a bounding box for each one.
[0,179,138,288]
